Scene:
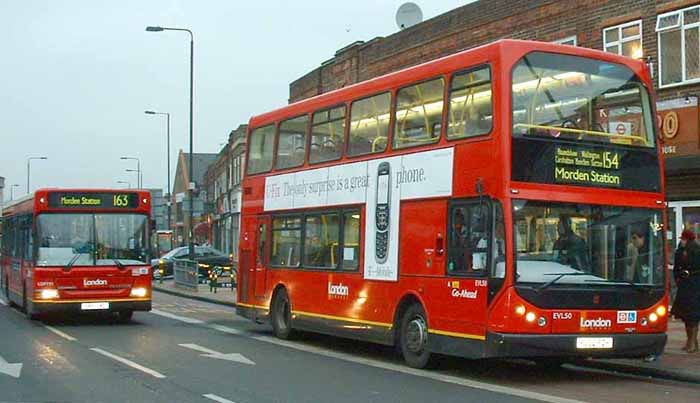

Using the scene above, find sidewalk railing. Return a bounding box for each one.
[174,259,199,292]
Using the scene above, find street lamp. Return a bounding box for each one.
[120,156,141,188]
[10,184,19,201]
[147,25,195,259]
[116,180,131,189]
[145,110,172,230]
[27,156,48,193]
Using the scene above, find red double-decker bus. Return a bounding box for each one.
[237,40,669,367]
[1,189,153,322]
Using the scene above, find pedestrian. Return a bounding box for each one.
[671,230,700,353]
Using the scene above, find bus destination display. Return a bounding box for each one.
[554,146,621,187]
[48,192,139,209]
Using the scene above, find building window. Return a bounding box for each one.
[603,20,643,59]
[657,5,700,87]
[554,36,577,46]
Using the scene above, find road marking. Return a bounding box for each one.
[0,353,22,379]
[179,343,255,365]
[203,394,237,403]
[209,324,243,335]
[151,309,204,324]
[44,326,77,341]
[0,297,7,306]
[90,348,166,379]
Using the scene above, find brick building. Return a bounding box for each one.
[171,151,218,246]
[289,0,700,245]
[203,124,247,261]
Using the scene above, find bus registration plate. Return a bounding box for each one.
[576,337,613,349]
[81,302,109,310]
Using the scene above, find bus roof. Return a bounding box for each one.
[248,39,649,129]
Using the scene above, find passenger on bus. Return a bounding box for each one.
[553,215,589,271]
[626,229,649,283]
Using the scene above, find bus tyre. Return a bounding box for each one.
[400,304,432,369]
[116,310,133,324]
[271,290,293,339]
[23,285,38,320]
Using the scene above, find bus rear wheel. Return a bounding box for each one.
[271,289,293,339]
[399,304,432,368]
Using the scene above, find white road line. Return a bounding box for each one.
[150,309,204,324]
[203,394,237,403]
[209,324,243,335]
[0,297,7,306]
[90,348,166,379]
[44,326,77,341]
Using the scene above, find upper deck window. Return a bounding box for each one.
[348,92,391,156]
[310,106,345,164]
[393,78,444,149]
[247,124,275,174]
[448,67,493,139]
[276,115,309,170]
[512,52,655,148]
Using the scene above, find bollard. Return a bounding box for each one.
[158,259,166,284]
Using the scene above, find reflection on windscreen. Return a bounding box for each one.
[513,200,664,286]
[512,52,655,148]
[36,213,149,266]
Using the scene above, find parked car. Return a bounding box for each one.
[151,246,236,284]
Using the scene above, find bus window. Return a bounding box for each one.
[310,106,346,164]
[447,67,493,139]
[247,124,275,174]
[348,92,391,156]
[394,78,445,149]
[303,213,340,269]
[448,202,490,274]
[341,210,361,270]
[276,115,309,170]
[271,217,302,267]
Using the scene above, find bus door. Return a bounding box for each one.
[253,215,270,299]
[444,199,495,336]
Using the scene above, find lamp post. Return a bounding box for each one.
[117,180,131,189]
[10,184,19,201]
[146,25,195,259]
[145,110,172,230]
[125,169,142,188]
[120,157,141,188]
[27,156,48,193]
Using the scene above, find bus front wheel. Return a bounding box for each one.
[400,304,432,369]
[115,310,133,324]
[271,289,293,339]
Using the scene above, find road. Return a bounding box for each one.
[1,291,699,403]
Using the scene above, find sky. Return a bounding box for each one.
[0,0,473,198]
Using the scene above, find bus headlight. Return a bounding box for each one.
[130,287,148,298]
[655,305,667,317]
[39,289,59,299]
[649,312,659,323]
[515,305,526,316]
[525,312,537,323]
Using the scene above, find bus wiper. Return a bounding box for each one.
[584,279,654,293]
[112,258,125,269]
[537,272,589,292]
[64,252,84,271]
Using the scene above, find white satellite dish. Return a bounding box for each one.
[396,2,423,30]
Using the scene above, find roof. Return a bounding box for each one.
[177,153,219,185]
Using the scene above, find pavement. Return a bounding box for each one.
[152,278,700,385]
[152,278,236,307]
[3,291,700,403]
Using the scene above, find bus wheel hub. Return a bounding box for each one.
[406,317,427,353]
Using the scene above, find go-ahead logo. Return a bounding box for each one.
[580,317,612,329]
[84,279,108,287]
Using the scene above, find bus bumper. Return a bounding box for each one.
[485,332,667,359]
[31,299,152,314]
